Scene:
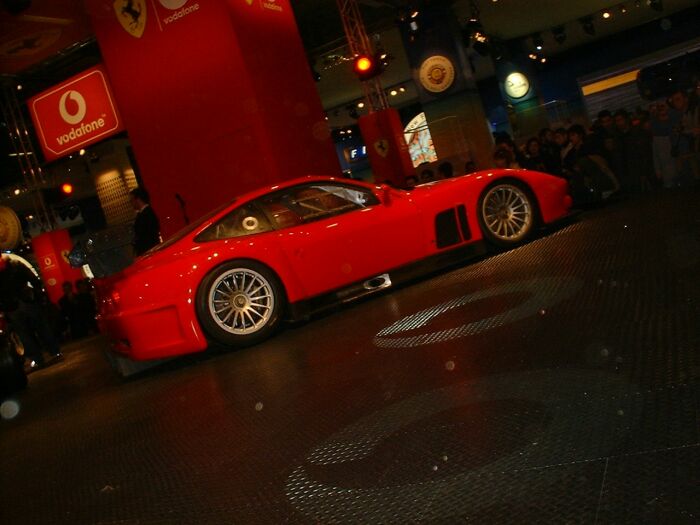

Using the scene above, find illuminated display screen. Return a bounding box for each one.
[403,112,438,168]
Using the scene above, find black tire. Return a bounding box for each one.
[196,260,285,347]
[477,181,538,248]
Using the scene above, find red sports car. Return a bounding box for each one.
[96,171,572,361]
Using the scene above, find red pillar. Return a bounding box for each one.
[84,0,340,237]
[358,108,415,187]
[32,229,83,304]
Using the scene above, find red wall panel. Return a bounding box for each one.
[85,0,339,237]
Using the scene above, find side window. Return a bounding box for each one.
[196,203,273,241]
[266,183,379,225]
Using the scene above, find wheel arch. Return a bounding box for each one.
[478,176,543,225]
[195,257,290,321]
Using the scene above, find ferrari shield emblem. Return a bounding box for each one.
[114,0,147,38]
[374,139,389,158]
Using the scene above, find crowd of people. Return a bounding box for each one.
[491,86,700,205]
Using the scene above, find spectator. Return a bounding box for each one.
[591,110,625,179]
[493,148,518,169]
[75,279,98,335]
[538,127,562,175]
[130,187,161,256]
[419,168,434,184]
[614,109,655,192]
[650,100,678,188]
[58,281,79,341]
[668,88,699,186]
[522,138,549,172]
[437,161,454,179]
[563,124,618,205]
[404,175,418,189]
[554,127,572,164]
[494,133,526,167]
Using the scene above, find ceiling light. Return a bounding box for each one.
[552,25,566,44]
[540,57,547,63]
[390,89,398,96]
[528,53,538,60]
[648,0,663,12]
[602,9,612,19]
[532,33,544,50]
[580,16,595,36]
[620,4,628,13]
[357,101,365,108]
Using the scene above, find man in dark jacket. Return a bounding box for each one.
[129,187,161,256]
[0,255,61,369]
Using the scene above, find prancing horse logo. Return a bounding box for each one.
[114,0,147,38]
[373,139,389,158]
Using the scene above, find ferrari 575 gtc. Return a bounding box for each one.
[96,170,572,361]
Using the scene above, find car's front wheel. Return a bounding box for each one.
[196,260,284,347]
[477,182,537,247]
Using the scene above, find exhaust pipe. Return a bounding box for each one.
[363,273,392,291]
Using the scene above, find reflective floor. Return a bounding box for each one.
[1,188,699,524]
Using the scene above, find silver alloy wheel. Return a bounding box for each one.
[481,184,533,242]
[208,268,275,335]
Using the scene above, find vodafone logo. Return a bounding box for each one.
[158,0,187,9]
[58,90,87,125]
[28,66,124,161]
[156,0,200,26]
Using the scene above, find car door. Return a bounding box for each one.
[259,182,427,298]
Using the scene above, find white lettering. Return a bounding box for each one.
[262,1,282,11]
[56,118,107,146]
[163,2,199,24]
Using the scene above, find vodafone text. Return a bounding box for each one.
[56,118,106,146]
[163,3,200,24]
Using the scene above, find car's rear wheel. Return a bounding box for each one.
[196,260,284,347]
[478,182,537,247]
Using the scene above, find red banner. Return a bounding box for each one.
[28,65,124,162]
[32,229,83,304]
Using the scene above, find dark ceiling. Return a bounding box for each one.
[1,0,699,81]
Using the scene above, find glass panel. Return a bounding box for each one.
[196,203,272,241]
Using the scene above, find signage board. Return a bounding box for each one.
[28,65,124,162]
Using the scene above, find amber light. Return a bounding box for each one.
[61,183,74,195]
[355,56,373,73]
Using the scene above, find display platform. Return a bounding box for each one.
[1,187,698,524]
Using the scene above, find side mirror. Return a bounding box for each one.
[68,244,86,268]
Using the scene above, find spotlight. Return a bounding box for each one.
[552,25,566,44]
[620,4,628,13]
[580,16,595,36]
[648,0,663,12]
[602,9,612,19]
[357,101,365,108]
[464,17,490,57]
[532,33,544,50]
[528,53,538,60]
